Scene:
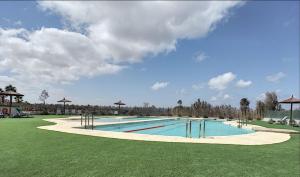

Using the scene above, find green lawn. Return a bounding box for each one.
[0,116,299,177]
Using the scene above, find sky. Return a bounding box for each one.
[0,1,299,108]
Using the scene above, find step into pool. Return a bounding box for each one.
[94,119,254,138]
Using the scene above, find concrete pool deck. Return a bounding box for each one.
[38,116,294,145]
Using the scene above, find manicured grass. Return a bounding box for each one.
[250,120,300,131]
[0,116,299,177]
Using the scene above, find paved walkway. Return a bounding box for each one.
[38,117,291,145]
[223,121,299,134]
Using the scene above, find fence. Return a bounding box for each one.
[265,110,300,120]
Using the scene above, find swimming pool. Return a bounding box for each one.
[95,119,254,138]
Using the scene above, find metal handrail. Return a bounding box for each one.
[199,121,202,138]
[203,120,206,138]
[186,121,188,137]
[82,112,94,129]
[189,120,192,138]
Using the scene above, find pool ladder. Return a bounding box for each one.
[186,120,192,138]
[81,113,94,129]
[186,120,206,138]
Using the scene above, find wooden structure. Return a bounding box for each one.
[57,97,72,115]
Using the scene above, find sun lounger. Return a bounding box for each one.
[290,120,300,127]
[294,121,300,127]
[276,116,288,125]
[14,108,32,118]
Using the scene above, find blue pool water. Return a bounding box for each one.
[95,119,254,138]
[95,117,154,122]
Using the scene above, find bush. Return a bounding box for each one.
[41,111,49,115]
[268,119,275,124]
[219,116,225,119]
[203,115,208,118]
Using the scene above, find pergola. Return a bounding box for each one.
[279,95,300,125]
[0,91,24,116]
[114,100,126,114]
[57,97,72,115]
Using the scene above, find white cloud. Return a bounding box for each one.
[176,88,188,95]
[38,1,242,63]
[211,93,231,102]
[14,20,22,26]
[0,75,15,83]
[0,28,124,84]
[236,79,252,88]
[223,94,230,99]
[151,81,169,91]
[266,72,286,83]
[210,96,217,101]
[0,1,243,101]
[192,83,205,90]
[208,72,236,90]
[275,89,281,93]
[194,51,208,62]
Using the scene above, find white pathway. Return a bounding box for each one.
[38,117,293,145]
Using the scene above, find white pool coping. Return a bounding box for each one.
[38,116,292,145]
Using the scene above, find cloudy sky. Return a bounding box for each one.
[0,1,299,108]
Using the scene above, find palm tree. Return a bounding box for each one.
[5,84,17,92]
[177,100,183,116]
[240,98,250,126]
[177,99,182,106]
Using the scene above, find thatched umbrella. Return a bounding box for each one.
[114,100,126,114]
[0,91,24,116]
[57,97,72,115]
[279,95,300,125]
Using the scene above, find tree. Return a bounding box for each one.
[240,98,250,125]
[264,92,278,111]
[5,84,17,92]
[143,102,150,116]
[177,100,182,106]
[177,100,183,116]
[5,84,17,103]
[39,90,49,115]
[256,101,265,119]
[0,88,4,103]
[39,90,49,105]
